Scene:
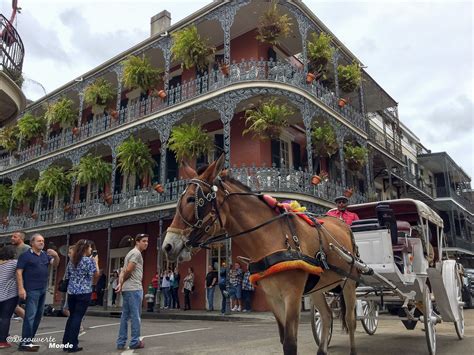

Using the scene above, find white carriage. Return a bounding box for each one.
[311,199,464,355]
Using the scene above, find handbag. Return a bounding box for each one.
[58,278,69,292]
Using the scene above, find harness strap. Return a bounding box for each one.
[249,249,323,275]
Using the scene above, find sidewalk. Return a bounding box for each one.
[86,306,313,323]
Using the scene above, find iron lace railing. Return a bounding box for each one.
[0,14,24,84]
[2,59,366,171]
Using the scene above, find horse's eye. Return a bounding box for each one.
[187,197,195,203]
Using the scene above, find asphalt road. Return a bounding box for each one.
[4,309,473,354]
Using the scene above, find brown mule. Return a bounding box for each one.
[162,155,358,355]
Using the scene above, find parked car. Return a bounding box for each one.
[463,268,474,308]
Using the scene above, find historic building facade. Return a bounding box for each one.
[0,0,472,309]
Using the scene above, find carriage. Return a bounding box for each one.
[311,198,465,355]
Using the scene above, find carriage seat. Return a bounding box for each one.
[350,219,381,232]
[392,220,413,253]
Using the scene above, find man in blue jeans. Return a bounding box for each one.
[16,233,59,351]
[115,234,149,350]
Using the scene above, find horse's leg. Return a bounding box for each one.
[311,292,332,355]
[342,280,357,355]
[264,293,286,345]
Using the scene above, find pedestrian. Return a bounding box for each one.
[95,269,106,306]
[182,267,194,310]
[115,233,149,350]
[60,246,75,317]
[109,271,119,307]
[161,269,172,309]
[62,239,99,353]
[16,233,59,351]
[205,265,218,311]
[218,264,228,315]
[145,284,155,312]
[171,267,180,309]
[242,266,255,312]
[0,246,18,349]
[229,262,243,312]
[11,231,30,320]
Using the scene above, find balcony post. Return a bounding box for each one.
[284,3,312,73]
[78,90,85,124]
[332,50,340,98]
[301,101,313,173]
[111,152,117,195]
[155,37,172,91]
[218,106,234,169]
[113,65,124,111]
[337,136,346,187]
[365,145,373,193]
[160,143,168,185]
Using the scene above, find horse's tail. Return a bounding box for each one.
[339,292,348,333]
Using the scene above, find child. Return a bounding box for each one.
[145,284,155,312]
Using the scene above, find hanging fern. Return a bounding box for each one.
[12,178,37,204]
[256,1,292,45]
[311,121,339,157]
[168,123,213,162]
[122,55,162,92]
[171,25,215,71]
[69,154,112,187]
[44,98,77,129]
[17,113,46,141]
[307,32,334,72]
[344,142,368,171]
[0,184,12,213]
[0,125,18,152]
[84,78,116,107]
[243,98,293,140]
[337,62,362,94]
[34,166,71,198]
[116,136,155,179]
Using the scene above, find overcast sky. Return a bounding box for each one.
[2,0,473,179]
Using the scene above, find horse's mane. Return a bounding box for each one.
[221,175,252,192]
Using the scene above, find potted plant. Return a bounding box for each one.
[168,123,213,162]
[44,97,77,130]
[171,25,215,72]
[116,136,156,191]
[12,178,37,212]
[344,187,354,198]
[17,113,46,146]
[34,166,71,200]
[311,121,339,157]
[310,171,329,185]
[84,78,116,114]
[343,142,368,171]
[243,98,293,140]
[256,1,292,45]
[122,55,162,99]
[0,125,18,153]
[337,62,362,107]
[306,32,334,83]
[109,109,120,120]
[0,184,12,216]
[153,184,164,194]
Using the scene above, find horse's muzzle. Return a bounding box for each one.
[162,231,191,262]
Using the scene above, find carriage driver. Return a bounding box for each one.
[326,196,360,226]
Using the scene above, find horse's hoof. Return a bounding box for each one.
[317,350,327,355]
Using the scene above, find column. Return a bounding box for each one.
[105,224,112,309]
[78,90,85,125]
[113,65,124,111]
[332,50,340,98]
[160,143,168,185]
[301,101,313,173]
[111,152,117,195]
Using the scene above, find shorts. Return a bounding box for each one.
[230,284,242,299]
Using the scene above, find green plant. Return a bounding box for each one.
[12,178,37,205]
[256,1,292,45]
[243,98,293,140]
[70,154,112,187]
[168,123,213,162]
[84,78,116,108]
[337,62,362,93]
[344,142,368,171]
[44,98,77,129]
[34,166,71,198]
[312,121,339,157]
[0,125,18,152]
[0,184,12,213]
[171,25,215,71]
[17,113,46,142]
[116,136,155,179]
[122,55,162,92]
[307,32,334,72]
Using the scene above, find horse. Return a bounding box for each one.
[162,155,359,355]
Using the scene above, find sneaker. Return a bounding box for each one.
[12,316,22,321]
[18,344,40,352]
[237,306,241,312]
[129,341,145,349]
[116,345,126,350]
[231,306,238,311]
[242,309,247,313]
[0,342,11,349]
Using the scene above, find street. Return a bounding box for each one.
[4,309,473,354]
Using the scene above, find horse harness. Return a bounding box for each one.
[174,176,359,293]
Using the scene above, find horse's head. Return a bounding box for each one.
[162,154,227,262]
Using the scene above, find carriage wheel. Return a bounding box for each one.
[311,305,333,347]
[454,273,465,340]
[360,300,379,335]
[423,285,436,355]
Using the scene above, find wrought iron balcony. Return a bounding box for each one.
[368,126,402,159]
[1,60,366,171]
[0,14,24,84]
[435,186,474,213]
[1,166,367,233]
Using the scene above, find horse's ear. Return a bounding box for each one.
[181,160,197,179]
[202,154,225,182]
